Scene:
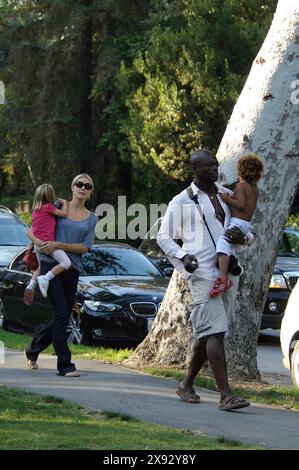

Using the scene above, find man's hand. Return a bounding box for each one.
[40,241,59,255]
[182,254,198,273]
[224,226,247,245]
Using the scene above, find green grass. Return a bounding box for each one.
[0,329,132,362]
[1,329,299,411]
[0,386,252,450]
[145,368,299,411]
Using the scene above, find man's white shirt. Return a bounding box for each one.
[157,181,232,280]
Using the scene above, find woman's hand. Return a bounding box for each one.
[40,241,60,255]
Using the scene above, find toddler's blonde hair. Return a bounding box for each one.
[32,184,56,211]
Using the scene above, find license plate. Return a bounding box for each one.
[147,318,154,331]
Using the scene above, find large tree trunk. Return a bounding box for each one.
[127,271,193,368]
[127,0,299,378]
[216,0,299,378]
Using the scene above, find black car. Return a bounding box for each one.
[261,228,299,329]
[139,221,299,330]
[0,243,168,345]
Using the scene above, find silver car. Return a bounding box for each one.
[280,279,299,388]
[0,208,29,267]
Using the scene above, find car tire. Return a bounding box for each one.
[67,310,83,345]
[0,299,7,330]
[291,340,299,388]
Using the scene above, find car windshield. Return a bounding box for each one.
[0,218,28,246]
[82,246,162,277]
[278,230,299,257]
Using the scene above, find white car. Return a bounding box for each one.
[280,279,299,387]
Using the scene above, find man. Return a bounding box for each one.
[157,149,250,411]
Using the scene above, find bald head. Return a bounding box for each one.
[190,149,215,167]
[190,149,219,184]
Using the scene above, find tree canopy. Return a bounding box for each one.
[0,0,275,209]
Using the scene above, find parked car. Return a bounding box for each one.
[262,228,299,329]
[280,279,299,387]
[0,210,29,267]
[139,220,299,330]
[0,243,168,345]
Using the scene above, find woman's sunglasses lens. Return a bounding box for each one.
[75,181,92,190]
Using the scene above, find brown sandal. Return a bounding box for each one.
[219,396,250,411]
[176,386,200,403]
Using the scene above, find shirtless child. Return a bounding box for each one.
[210,153,264,297]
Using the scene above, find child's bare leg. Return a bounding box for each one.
[218,253,230,280]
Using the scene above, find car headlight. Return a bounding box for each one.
[269,274,287,289]
[83,300,122,313]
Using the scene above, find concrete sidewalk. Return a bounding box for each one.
[0,350,298,450]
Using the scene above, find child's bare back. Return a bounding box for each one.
[220,153,263,221]
[230,180,258,220]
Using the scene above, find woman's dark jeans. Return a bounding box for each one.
[25,261,79,374]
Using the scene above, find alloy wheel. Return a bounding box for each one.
[67,311,83,344]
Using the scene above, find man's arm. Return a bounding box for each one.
[157,200,198,273]
[157,200,187,260]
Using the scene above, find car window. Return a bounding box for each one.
[0,218,28,246]
[279,230,299,257]
[10,251,28,272]
[82,247,162,277]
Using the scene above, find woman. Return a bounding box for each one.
[24,174,98,377]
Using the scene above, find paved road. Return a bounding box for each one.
[258,329,292,386]
[0,350,298,450]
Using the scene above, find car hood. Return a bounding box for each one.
[0,246,27,267]
[77,276,169,300]
[275,256,299,272]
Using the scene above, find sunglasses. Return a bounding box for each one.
[74,181,93,191]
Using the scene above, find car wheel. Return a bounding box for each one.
[67,310,83,345]
[291,341,299,388]
[0,299,7,330]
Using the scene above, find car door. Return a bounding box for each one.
[0,251,53,330]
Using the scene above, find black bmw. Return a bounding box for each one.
[0,243,168,346]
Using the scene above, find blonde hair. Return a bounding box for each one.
[32,184,56,211]
[71,173,94,189]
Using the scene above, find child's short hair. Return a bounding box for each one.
[237,153,264,184]
[32,184,56,211]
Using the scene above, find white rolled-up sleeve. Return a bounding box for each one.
[157,200,188,267]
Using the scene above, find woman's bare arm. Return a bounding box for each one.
[40,240,88,255]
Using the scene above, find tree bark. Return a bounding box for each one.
[126,270,193,368]
[127,0,299,379]
[217,0,299,378]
